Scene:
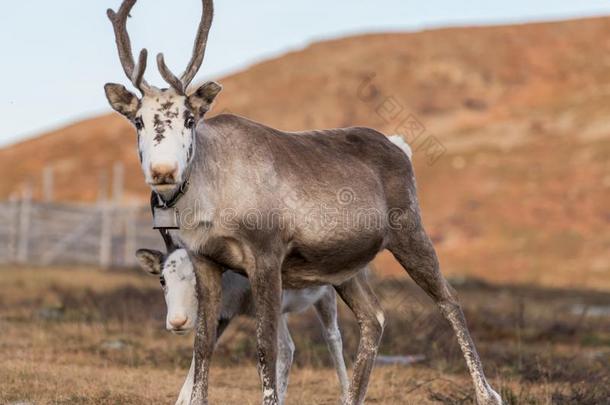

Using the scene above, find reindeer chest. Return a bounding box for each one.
[174,224,252,273]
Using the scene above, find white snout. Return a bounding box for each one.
[140,138,188,188]
[165,294,197,334]
[166,309,195,335]
[169,315,188,329]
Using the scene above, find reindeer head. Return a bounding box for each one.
[104,0,221,194]
[136,248,198,335]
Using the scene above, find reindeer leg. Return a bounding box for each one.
[176,319,232,405]
[314,287,350,403]
[189,254,223,405]
[390,225,502,405]
[276,315,295,405]
[247,256,283,405]
[176,353,195,405]
[334,271,385,405]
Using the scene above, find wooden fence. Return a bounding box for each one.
[0,199,163,268]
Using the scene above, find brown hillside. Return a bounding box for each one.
[2,17,609,289]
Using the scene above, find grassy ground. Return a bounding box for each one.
[0,266,608,404]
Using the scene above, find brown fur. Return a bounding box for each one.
[163,113,501,405]
[188,82,223,119]
[104,70,502,405]
[103,84,140,120]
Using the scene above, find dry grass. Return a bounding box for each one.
[0,266,608,404]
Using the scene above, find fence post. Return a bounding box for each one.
[123,207,137,267]
[112,161,124,205]
[43,165,54,203]
[99,202,113,269]
[8,194,19,263]
[97,170,108,206]
[17,184,32,264]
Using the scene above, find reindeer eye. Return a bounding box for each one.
[159,276,166,287]
[185,116,195,129]
[134,117,144,130]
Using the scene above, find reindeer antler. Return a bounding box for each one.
[107,0,152,94]
[157,0,214,94]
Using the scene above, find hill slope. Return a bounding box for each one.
[2,17,609,288]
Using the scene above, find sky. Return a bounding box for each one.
[2,0,610,147]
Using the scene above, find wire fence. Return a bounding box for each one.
[0,198,162,268]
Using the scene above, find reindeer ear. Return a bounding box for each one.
[188,81,222,119]
[104,83,140,120]
[135,249,164,275]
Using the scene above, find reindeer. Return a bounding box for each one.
[135,233,350,405]
[104,1,502,404]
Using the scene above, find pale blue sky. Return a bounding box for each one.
[2,0,610,146]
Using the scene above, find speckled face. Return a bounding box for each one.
[105,81,222,194]
[135,89,196,193]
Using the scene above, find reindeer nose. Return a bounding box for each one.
[150,163,178,184]
[169,316,188,329]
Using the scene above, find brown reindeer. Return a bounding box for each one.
[103,1,502,404]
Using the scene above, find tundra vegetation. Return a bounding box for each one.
[1,266,608,404]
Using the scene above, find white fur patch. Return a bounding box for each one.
[389,135,413,160]
[163,249,197,333]
[137,91,193,186]
[375,310,386,327]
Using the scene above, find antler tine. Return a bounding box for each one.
[132,49,149,91]
[107,0,151,94]
[180,0,214,90]
[157,53,185,95]
[156,0,214,93]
